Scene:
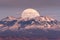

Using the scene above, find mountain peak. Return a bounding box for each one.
[34,16,55,22]
[1,16,16,21]
[44,16,55,21]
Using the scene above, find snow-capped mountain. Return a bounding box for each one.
[0,16,60,37]
[0,16,60,31]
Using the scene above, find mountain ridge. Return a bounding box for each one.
[0,16,60,31]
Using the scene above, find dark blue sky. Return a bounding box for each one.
[0,0,60,20]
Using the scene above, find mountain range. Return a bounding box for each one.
[0,16,60,38]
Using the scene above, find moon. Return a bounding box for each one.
[21,8,40,19]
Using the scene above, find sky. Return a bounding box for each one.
[0,0,60,20]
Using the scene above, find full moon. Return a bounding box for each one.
[21,8,40,19]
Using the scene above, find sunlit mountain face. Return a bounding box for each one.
[0,8,60,40]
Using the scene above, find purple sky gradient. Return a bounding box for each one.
[0,0,60,20]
